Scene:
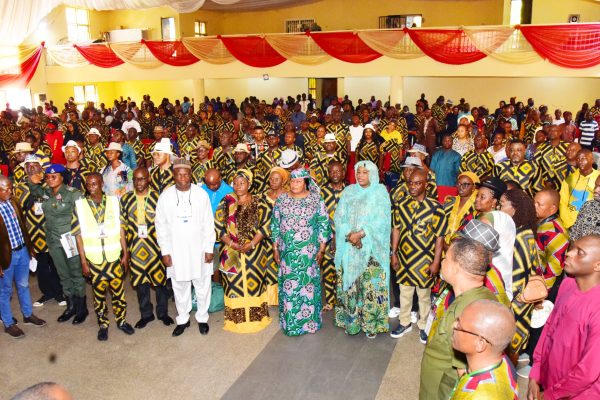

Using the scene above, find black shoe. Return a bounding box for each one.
[97,327,108,341]
[117,322,135,335]
[158,315,174,326]
[72,295,89,325]
[198,323,209,335]
[57,296,76,322]
[135,315,155,329]
[172,321,190,337]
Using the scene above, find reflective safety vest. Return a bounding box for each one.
[75,196,121,264]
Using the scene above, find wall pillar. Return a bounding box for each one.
[390,75,404,106]
[191,78,205,103]
[336,77,344,98]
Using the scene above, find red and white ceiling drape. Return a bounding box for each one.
[3,24,598,89]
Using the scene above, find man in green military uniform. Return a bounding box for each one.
[27,164,89,324]
[419,221,498,400]
[14,156,64,307]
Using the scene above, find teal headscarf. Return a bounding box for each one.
[334,160,391,291]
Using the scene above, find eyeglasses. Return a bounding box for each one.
[453,324,492,345]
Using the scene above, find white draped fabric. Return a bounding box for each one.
[1,0,320,46]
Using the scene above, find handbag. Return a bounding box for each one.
[515,274,548,304]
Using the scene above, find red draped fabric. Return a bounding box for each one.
[407,29,487,65]
[143,40,199,66]
[219,36,285,68]
[310,32,382,63]
[0,45,44,88]
[519,24,600,69]
[74,44,124,68]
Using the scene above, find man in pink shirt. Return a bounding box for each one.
[528,234,600,400]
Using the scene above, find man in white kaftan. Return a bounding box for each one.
[155,158,216,336]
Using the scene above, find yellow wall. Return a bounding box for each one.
[198,0,504,34]
[531,0,600,24]
[99,6,180,41]
[44,75,600,118]
[403,77,600,116]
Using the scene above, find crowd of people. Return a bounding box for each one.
[2,92,600,399]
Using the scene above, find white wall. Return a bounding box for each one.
[343,77,391,105]
[204,77,308,104]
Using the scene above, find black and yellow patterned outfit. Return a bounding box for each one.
[510,227,540,354]
[459,150,495,179]
[128,139,148,167]
[215,194,271,333]
[65,163,93,191]
[120,190,169,320]
[533,141,569,189]
[14,182,63,299]
[390,170,438,206]
[84,143,107,172]
[191,159,213,185]
[356,141,380,165]
[72,196,127,328]
[11,163,26,184]
[309,151,346,188]
[177,134,201,166]
[326,122,351,161]
[380,132,406,174]
[523,122,542,144]
[211,146,236,185]
[149,165,174,194]
[321,183,345,307]
[392,196,447,288]
[256,193,279,306]
[493,160,541,196]
[254,148,282,194]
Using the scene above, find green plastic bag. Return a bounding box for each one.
[191,282,224,313]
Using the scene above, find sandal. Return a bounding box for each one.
[366,333,377,339]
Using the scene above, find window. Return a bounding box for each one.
[73,85,97,110]
[161,17,176,40]
[510,0,523,25]
[0,89,32,110]
[66,7,90,42]
[194,21,206,37]
[308,78,317,100]
[379,14,422,29]
[285,19,316,33]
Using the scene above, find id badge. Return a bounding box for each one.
[424,310,435,336]
[138,224,148,239]
[98,223,107,239]
[34,202,44,216]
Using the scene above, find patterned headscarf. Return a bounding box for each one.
[234,168,253,186]
[270,166,290,185]
[290,168,310,179]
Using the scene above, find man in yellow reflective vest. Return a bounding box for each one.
[72,172,135,341]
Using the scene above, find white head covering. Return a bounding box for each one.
[481,211,516,300]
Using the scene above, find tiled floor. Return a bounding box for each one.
[1,281,529,399]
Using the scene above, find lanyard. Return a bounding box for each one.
[89,196,105,224]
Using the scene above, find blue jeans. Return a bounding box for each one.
[0,247,33,327]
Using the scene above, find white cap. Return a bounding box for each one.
[105,142,123,152]
[87,128,101,136]
[62,140,81,153]
[151,138,173,155]
[324,133,336,143]
[279,149,299,169]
